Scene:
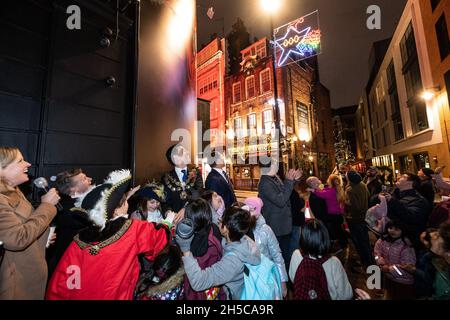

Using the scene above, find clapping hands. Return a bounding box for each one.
[285,169,303,181]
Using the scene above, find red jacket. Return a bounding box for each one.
[46,220,169,300]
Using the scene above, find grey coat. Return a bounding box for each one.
[182,235,261,300]
[258,175,295,236]
[253,215,288,282]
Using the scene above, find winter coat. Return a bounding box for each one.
[345,182,369,222]
[417,178,436,206]
[47,195,91,277]
[387,189,431,247]
[182,235,261,300]
[183,224,225,300]
[253,215,288,282]
[374,237,416,284]
[289,250,353,300]
[46,218,170,300]
[314,187,344,215]
[258,175,295,236]
[0,190,56,299]
[414,251,450,300]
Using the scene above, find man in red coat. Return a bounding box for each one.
[46,170,171,300]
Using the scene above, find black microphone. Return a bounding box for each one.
[0,241,5,267]
[33,177,63,210]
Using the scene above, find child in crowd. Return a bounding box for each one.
[201,190,226,226]
[244,197,289,298]
[289,219,353,300]
[313,174,348,250]
[182,199,225,300]
[373,220,416,300]
[177,206,261,300]
[130,182,167,223]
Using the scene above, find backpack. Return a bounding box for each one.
[293,255,331,300]
[226,252,282,300]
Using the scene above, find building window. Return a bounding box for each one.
[400,23,417,68]
[405,60,429,133]
[401,23,428,133]
[383,126,390,147]
[387,60,404,141]
[256,42,267,58]
[245,76,256,99]
[413,152,431,170]
[435,14,449,61]
[232,82,241,104]
[247,113,257,136]
[296,101,310,142]
[431,0,441,11]
[260,69,271,94]
[234,117,243,138]
[263,109,273,134]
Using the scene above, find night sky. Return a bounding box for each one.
[197,0,407,108]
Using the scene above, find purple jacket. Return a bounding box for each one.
[374,238,416,284]
[314,187,344,215]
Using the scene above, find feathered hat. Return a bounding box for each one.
[72,169,132,229]
[137,181,166,203]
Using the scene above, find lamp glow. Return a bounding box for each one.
[261,0,281,13]
[421,90,435,101]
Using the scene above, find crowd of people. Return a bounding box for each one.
[0,145,449,300]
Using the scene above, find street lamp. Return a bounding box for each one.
[260,0,283,175]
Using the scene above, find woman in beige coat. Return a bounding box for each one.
[0,147,60,299]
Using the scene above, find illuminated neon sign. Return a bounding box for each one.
[274,10,321,67]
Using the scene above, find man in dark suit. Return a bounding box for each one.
[205,150,236,208]
[162,144,204,215]
[47,168,93,277]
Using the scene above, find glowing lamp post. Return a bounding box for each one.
[261,0,283,174]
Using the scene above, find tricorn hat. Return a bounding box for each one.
[137,181,166,203]
[72,169,132,229]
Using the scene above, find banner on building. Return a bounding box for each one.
[273,10,321,68]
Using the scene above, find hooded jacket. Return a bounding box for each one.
[253,215,288,282]
[182,235,261,300]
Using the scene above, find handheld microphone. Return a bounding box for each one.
[33,177,63,210]
[0,241,5,267]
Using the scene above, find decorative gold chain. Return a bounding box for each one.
[74,219,133,255]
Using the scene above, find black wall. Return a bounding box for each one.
[0,0,134,192]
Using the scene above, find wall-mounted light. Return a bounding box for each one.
[421,86,441,101]
[433,156,438,163]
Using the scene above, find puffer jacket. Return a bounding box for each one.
[374,237,416,284]
[387,189,432,247]
[253,215,288,282]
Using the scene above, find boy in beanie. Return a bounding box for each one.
[345,171,374,268]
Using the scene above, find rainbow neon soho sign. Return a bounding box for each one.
[274,10,321,67]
